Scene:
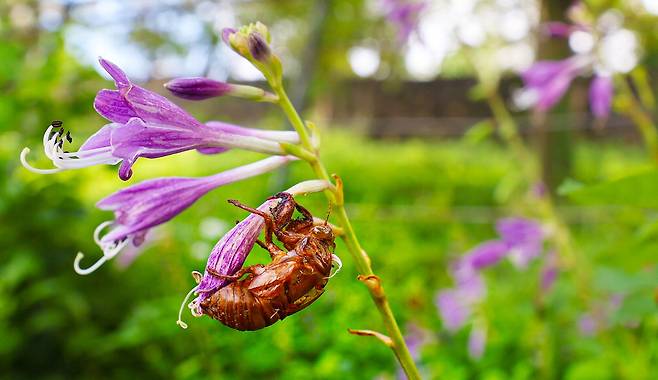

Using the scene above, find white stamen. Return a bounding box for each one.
[191,270,203,284]
[176,285,199,329]
[74,252,109,275]
[73,234,130,275]
[21,125,120,175]
[329,254,343,278]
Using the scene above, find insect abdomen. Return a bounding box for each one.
[202,283,281,331]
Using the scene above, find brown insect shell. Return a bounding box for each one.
[200,225,336,331]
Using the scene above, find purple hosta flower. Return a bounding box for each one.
[436,273,486,332]
[164,78,275,102]
[517,6,640,119]
[176,179,333,328]
[578,313,599,336]
[467,323,487,360]
[21,58,291,180]
[457,240,509,274]
[73,155,296,275]
[589,74,614,119]
[517,56,590,112]
[396,323,431,380]
[496,218,545,269]
[382,0,427,43]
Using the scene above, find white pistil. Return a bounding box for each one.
[329,254,343,278]
[20,148,63,174]
[93,221,115,245]
[74,228,130,275]
[176,285,199,329]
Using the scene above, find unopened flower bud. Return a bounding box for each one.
[165,77,273,102]
[164,77,234,100]
[248,32,271,62]
[221,27,236,46]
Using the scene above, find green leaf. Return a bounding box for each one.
[560,170,658,208]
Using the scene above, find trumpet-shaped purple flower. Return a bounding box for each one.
[467,323,487,360]
[436,273,485,332]
[382,0,427,43]
[516,6,640,119]
[517,56,589,112]
[497,217,545,269]
[589,74,614,119]
[73,155,296,275]
[21,58,292,180]
[436,217,548,357]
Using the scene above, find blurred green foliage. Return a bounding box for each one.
[3,131,658,379]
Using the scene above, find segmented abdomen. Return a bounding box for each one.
[201,283,280,331]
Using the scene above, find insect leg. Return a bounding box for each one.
[207,266,255,282]
[255,239,285,259]
[228,198,278,245]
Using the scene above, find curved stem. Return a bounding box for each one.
[273,84,422,380]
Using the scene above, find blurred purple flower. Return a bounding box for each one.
[496,218,545,269]
[382,0,427,43]
[543,21,589,38]
[518,56,589,112]
[540,250,559,291]
[467,324,487,360]
[73,155,295,275]
[21,58,289,180]
[578,313,599,336]
[436,273,485,332]
[397,323,430,380]
[458,240,509,273]
[436,290,471,332]
[516,4,640,119]
[589,75,614,119]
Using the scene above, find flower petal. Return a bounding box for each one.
[79,123,117,151]
[94,89,138,124]
[589,75,614,119]
[99,57,130,89]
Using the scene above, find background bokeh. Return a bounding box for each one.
[1,1,657,379]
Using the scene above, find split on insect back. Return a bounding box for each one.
[177,182,343,331]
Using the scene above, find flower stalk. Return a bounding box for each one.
[270,81,421,380]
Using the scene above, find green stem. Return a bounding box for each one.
[615,76,658,165]
[273,84,422,380]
